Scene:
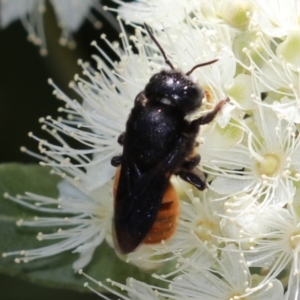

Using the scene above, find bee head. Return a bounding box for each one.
[144,70,204,113]
[143,23,217,114]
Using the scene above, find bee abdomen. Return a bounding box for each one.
[144,182,179,244]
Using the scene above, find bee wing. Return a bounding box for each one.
[114,141,185,254]
[114,165,169,253]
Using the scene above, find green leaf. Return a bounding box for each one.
[0,163,167,294]
[0,163,60,218]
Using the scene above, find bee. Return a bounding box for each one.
[111,23,229,254]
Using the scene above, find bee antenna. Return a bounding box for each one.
[185,59,218,76]
[144,23,175,70]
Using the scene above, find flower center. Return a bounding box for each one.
[256,153,281,177]
[194,219,217,242]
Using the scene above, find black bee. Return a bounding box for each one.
[111,23,229,254]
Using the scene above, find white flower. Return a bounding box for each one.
[0,0,118,54]
[166,246,284,300]
[118,0,255,31]
[238,206,300,300]
[234,29,300,123]
[78,245,284,299]
[3,180,113,270]
[117,0,201,30]
[250,0,300,38]
[202,104,299,208]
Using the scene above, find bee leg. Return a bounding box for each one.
[177,168,206,190]
[117,132,125,145]
[192,97,229,126]
[181,154,200,170]
[111,155,122,167]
